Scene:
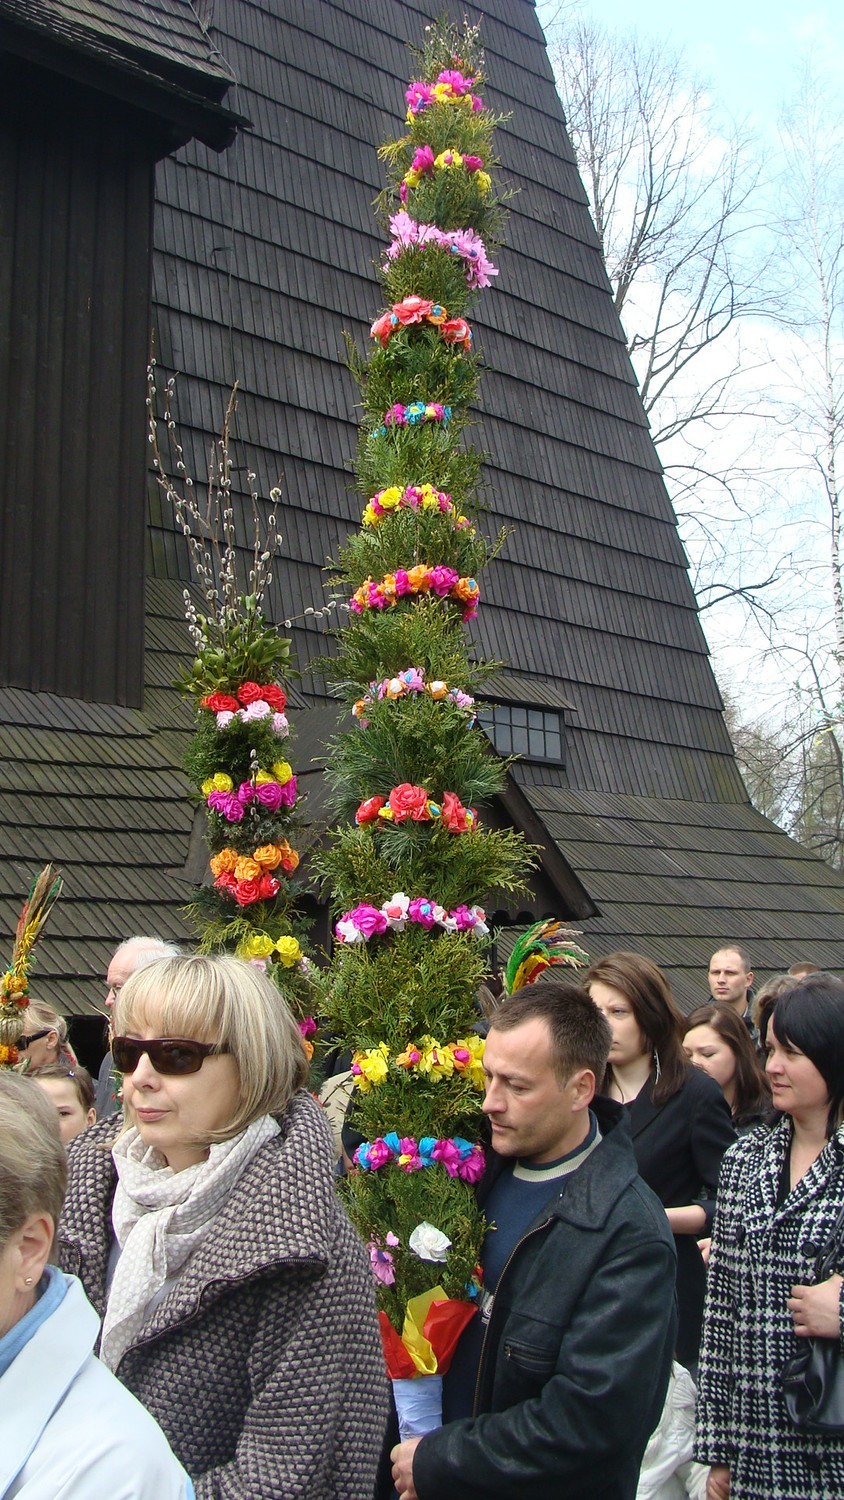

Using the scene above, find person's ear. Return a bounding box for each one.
[570,1067,596,1110]
[86,1107,97,1127]
[746,971,754,989]
[14,1211,54,1290]
[46,1029,60,1052]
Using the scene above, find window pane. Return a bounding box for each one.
[528,709,543,729]
[511,705,527,727]
[529,727,545,756]
[545,729,562,761]
[512,725,529,754]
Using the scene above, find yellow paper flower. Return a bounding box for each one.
[274,935,302,968]
[419,1037,455,1080]
[237,932,275,960]
[475,171,492,196]
[435,149,463,170]
[431,82,452,103]
[362,502,379,526]
[418,484,438,509]
[271,760,293,785]
[352,1042,390,1090]
[202,772,233,795]
[255,770,274,785]
[234,856,262,881]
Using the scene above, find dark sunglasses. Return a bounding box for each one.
[111,1036,227,1076]
[18,1028,51,1049]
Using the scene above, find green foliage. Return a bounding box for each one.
[323,595,492,687]
[323,602,500,692]
[316,823,533,913]
[337,509,488,589]
[353,334,480,418]
[184,713,292,786]
[324,698,506,810]
[380,241,470,315]
[339,1167,485,1316]
[178,603,291,700]
[355,427,482,504]
[316,927,488,1041]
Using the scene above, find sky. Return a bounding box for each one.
[534,0,844,729]
[537,1,844,136]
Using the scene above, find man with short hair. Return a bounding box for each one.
[94,937,181,1116]
[707,946,756,1040]
[390,979,676,1500]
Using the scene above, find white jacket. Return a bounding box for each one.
[0,1273,193,1499]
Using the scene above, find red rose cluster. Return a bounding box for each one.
[201,681,287,714]
[356,784,476,833]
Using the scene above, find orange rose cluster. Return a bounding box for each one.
[356,784,477,833]
[210,841,300,907]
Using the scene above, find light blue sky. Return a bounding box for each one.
[536,1,844,137]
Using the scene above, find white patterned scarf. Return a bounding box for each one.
[100,1113,279,1371]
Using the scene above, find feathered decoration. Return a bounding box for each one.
[1,864,63,1063]
[503,919,589,995]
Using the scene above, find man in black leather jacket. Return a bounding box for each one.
[391,979,677,1500]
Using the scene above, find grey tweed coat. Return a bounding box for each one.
[695,1117,844,1499]
[58,1091,388,1500]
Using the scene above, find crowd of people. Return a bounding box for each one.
[1,936,842,1499]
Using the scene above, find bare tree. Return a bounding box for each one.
[547,16,783,614]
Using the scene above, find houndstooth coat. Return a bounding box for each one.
[695,1117,844,1499]
[59,1091,388,1500]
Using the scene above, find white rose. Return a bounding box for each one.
[409,1221,452,1262]
[336,918,364,944]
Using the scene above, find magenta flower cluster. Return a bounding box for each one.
[355,1130,485,1182]
[335,895,488,944]
[384,211,498,289]
[405,71,483,114]
[207,777,298,822]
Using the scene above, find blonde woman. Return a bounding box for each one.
[58,954,387,1499]
[17,999,76,1069]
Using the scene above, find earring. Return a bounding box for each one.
[653,1049,662,1084]
[24,1276,34,1285]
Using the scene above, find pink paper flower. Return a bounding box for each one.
[271,712,289,737]
[458,1146,486,1184]
[348,903,388,939]
[410,144,435,176]
[432,1139,462,1176]
[240,699,272,721]
[408,898,436,929]
[368,1139,392,1170]
[463,154,483,173]
[429,565,459,597]
[369,1231,399,1286]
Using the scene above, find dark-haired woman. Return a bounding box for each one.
[683,1003,771,1133]
[587,952,736,1368]
[696,974,844,1498]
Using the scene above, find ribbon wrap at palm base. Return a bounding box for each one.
[148,375,317,1050]
[0,865,63,1067]
[314,22,533,1436]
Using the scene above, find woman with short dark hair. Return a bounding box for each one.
[586,952,736,1368]
[59,953,388,1499]
[696,974,844,1498]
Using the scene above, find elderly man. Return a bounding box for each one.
[391,978,676,1500]
[94,936,181,1116]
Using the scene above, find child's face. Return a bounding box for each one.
[34,1076,96,1144]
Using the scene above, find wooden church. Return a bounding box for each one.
[1,0,842,1036]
